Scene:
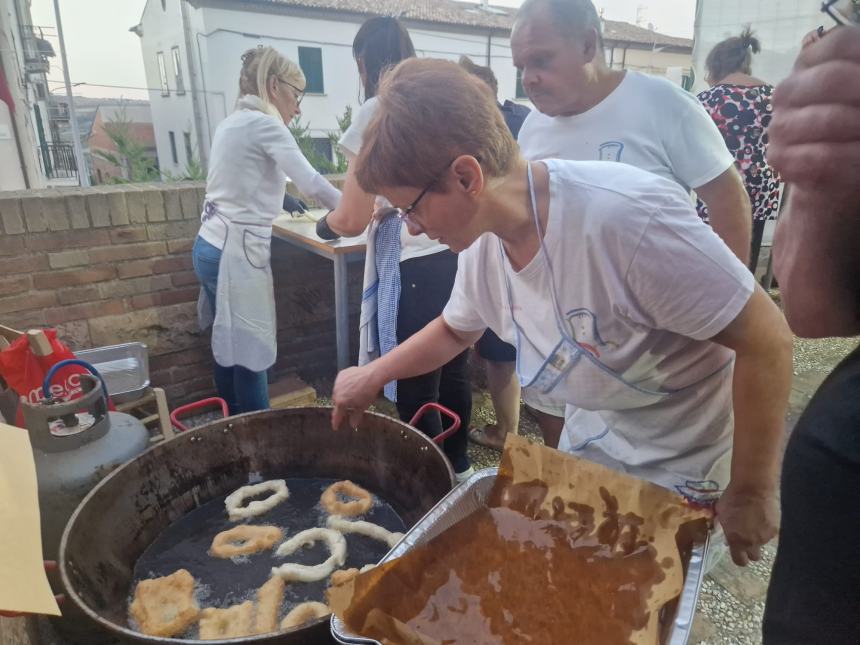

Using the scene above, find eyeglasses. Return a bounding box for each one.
[822,0,860,25]
[396,156,480,223]
[278,78,305,105]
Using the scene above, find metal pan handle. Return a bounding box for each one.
[408,402,461,445]
[169,397,229,433]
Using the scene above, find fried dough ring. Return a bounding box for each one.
[271,527,347,582]
[254,576,285,635]
[129,568,200,637]
[327,515,404,549]
[320,480,373,517]
[209,525,283,558]
[198,601,254,640]
[225,480,289,521]
[279,601,330,630]
[329,564,375,587]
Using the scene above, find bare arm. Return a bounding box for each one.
[696,166,753,265]
[325,156,376,237]
[331,317,483,429]
[710,285,793,565]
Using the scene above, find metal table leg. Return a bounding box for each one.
[333,254,350,370]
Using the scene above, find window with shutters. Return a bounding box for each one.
[157,51,169,96]
[168,131,178,164]
[515,69,527,99]
[172,47,185,95]
[298,47,324,94]
[184,132,193,162]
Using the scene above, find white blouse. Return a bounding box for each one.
[199,95,341,248]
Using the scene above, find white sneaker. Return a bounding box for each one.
[455,466,475,484]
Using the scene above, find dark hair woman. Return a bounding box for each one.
[697,28,781,272]
[317,18,474,481]
[353,16,416,100]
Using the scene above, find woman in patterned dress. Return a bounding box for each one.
[697,28,781,272]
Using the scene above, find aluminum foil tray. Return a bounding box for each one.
[75,342,149,404]
[332,467,708,645]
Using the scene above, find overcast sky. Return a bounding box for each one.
[30,0,696,101]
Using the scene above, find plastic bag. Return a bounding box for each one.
[0,329,106,427]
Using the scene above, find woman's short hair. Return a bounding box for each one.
[705,27,761,83]
[353,16,416,100]
[239,46,305,117]
[355,58,518,195]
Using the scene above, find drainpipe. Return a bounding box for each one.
[179,0,209,167]
[486,32,491,66]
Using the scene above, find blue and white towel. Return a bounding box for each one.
[357,212,402,401]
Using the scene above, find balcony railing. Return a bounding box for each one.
[36,143,78,181]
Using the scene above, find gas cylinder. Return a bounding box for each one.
[20,360,150,561]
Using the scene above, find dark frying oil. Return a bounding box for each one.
[343,459,671,645]
[131,477,405,630]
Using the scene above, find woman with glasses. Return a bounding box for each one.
[318,17,474,481]
[193,46,341,414]
[331,58,794,570]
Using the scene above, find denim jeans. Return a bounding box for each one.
[192,236,270,415]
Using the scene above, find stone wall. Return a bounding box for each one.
[0,181,359,405]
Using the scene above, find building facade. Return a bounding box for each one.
[692,0,822,92]
[0,0,81,189]
[134,0,693,177]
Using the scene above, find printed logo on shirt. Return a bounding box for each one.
[598,141,625,162]
[565,308,617,358]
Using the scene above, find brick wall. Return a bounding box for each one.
[0,181,359,405]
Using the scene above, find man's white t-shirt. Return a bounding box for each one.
[517,71,734,192]
[339,97,446,262]
[442,160,754,496]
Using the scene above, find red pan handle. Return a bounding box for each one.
[408,403,461,445]
[170,397,229,433]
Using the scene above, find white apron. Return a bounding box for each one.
[503,164,732,504]
[211,214,277,372]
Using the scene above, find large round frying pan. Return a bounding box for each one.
[58,407,456,644]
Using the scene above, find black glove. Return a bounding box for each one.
[316,212,341,240]
[283,193,308,214]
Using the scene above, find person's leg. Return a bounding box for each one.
[396,250,472,473]
[471,330,519,449]
[396,369,444,438]
[232,366,270,414]
[487,360,520,435]
[437,349,472,475]
[749,219,767,273]
[192,236,239,411]
[214,364,239,415]
[536,411,565,448]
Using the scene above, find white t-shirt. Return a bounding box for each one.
[518,71,733,192]
[199,97,341,248]
[443,160,755,495]
[339,97,447,262]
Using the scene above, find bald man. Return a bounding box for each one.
[511,0,754,448]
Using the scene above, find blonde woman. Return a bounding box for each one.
[193,46,341,414]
